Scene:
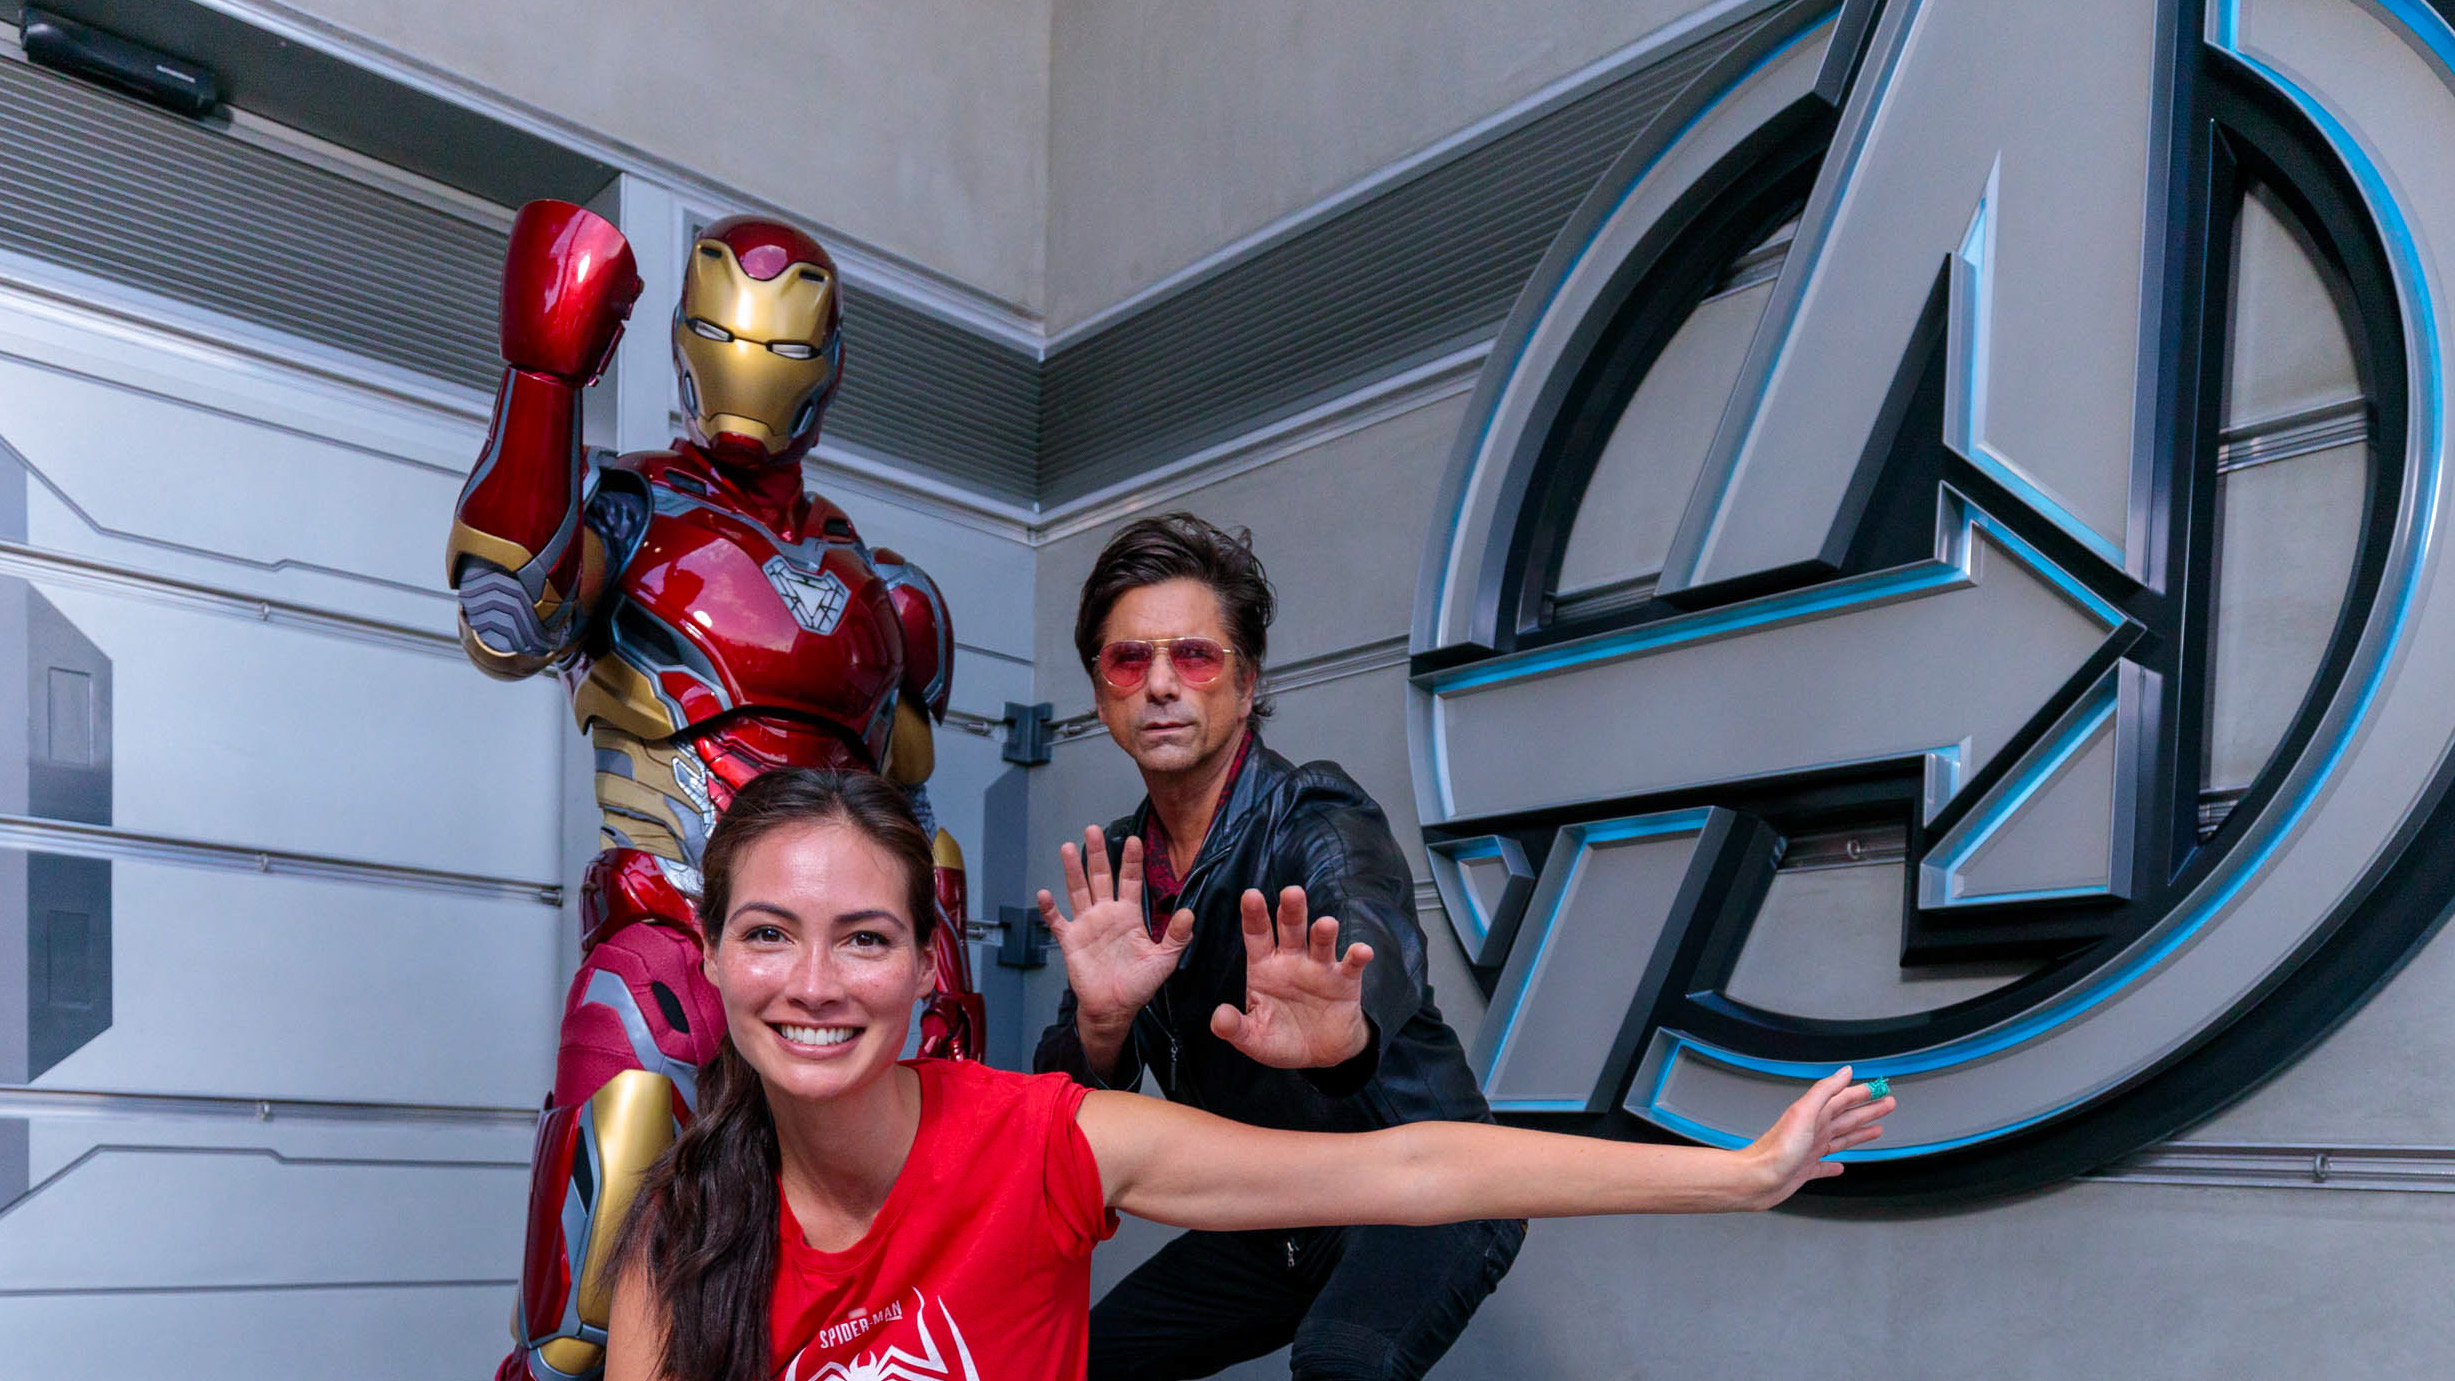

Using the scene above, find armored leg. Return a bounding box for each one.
[918,834,985,1060]
[500,850,722,1381]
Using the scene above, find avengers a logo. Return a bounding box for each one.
[1410,0,2455,1200]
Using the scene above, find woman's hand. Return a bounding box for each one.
[1733,1067,1893,1209]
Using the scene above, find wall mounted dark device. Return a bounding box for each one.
[21,7,221,119]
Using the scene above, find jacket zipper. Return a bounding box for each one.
[1154,987,1194,1107]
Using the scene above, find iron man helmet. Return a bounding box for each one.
[672,216,843,464]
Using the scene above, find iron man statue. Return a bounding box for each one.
[450,200,985,1381]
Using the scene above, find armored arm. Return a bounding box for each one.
[869,550,985,1058]
[450,200,643,680]
[873,548,953,725]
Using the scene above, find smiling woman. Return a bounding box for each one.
[602,769,1887,1381]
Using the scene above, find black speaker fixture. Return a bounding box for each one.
[20,7,222,120]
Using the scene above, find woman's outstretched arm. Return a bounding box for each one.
[1077,1068,1889,1228]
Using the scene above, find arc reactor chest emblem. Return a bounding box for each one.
[763,556,851,636]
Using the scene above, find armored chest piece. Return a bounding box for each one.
[763,555,850,636]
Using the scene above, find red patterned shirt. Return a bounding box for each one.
[1141,731,1255,934]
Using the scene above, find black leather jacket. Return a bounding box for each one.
[1034,740,1493,1133]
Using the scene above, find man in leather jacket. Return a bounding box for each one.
[1034,512,1520,1381]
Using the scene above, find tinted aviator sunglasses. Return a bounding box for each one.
[1096,636,1234,691]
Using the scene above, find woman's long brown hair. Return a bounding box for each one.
[608,767,940,1381]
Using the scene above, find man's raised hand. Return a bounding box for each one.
[1039,826,1194,1035]
[1209,886,1375,1070]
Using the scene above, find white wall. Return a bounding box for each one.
[277,0,1752,332]
[1044,0,1739,330]
[279,0,1055,313]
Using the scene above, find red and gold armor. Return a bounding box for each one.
[449,202,984,1381]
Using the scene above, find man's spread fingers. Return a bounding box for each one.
[1035,888,1065,929]
[1240,890,1274,964]
[1277,886,1308,951]
[1209,1003,1244,1042]
[1084,826,1114,899]
[1118,834,1145,904]
[1308,915,1338,963]
[1341,941,1374,975]
[1060,842,1093,911]
[1165,907,1196,947]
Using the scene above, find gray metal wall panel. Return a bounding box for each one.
[45,0,617,209]
[830,286,1042,503]
[0,56,506,391]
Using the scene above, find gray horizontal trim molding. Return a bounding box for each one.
[0,812,562,906]
[0,1086,536,1130]
[2088,1140,2455,1194]
[1032,342,1490,542]
[2217,396,2369,473]
[812,338,1489,550]
[0,325,476,475]
[0,539,457,659]
[1268,634,1411,698]
[0,1143,527,1234]
[0,1277,515,1298]
[0,243,491,426]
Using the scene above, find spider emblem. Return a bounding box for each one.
[787,1292,980,1381]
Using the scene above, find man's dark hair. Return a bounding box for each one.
[1075,512,1275,719]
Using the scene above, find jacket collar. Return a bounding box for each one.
[1127,732,1290,895]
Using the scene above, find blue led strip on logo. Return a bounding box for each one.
[1947,171,2132,568]
[1426,833,1534,960]
[1427,490,2123,698]
[1429,9,1843,646]
[1429,836,1510,950]
[1920,666,2124,908]
[1426,487,2129,823]
[1478,808,1715,1113]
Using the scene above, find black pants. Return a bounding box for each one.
[1086,1217,1525,1381]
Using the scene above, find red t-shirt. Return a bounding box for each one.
[769,1059,1118,1381]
